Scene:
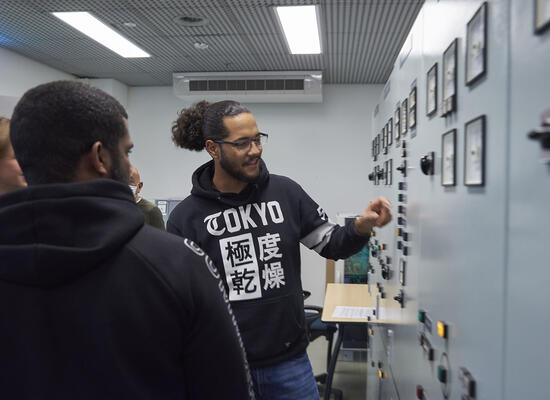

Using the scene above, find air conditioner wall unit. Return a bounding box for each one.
[173,71,322,103]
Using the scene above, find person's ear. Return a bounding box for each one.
[138,182,143,190]
[205,139,219,160]
[88,141,110,177]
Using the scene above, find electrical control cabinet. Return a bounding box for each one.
[365,1,550,399]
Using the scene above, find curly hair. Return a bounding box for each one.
[172,100,250,151]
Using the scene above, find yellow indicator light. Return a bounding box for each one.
[378,369,384,379]
[437,321,448,338]
[369,329,374,336]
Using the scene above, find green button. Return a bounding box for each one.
[418,310,425,323]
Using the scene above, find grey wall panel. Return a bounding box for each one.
[367,1,516,399]
[506,0,550,399]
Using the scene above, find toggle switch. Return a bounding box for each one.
[381,264,391,280]
[527,108,550,151]
[397,241,403,250]
[402,232,409,241]
[396,227,402,237]
[397,161,407,176]
[403,246,409,256]
[418,310,426,323]
[418,332,435,361]
[398,194,407,202]
[398,216,406,225]
[368,172,375,181]
[398,182,407,190]
[459,367,476,398]
[398,205,406,214]
[393,289,405,308]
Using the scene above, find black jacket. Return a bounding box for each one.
[167,160,369,368]
[0,179,253,400]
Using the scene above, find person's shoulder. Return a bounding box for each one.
[139,198,156,211]
[128,225,206,275]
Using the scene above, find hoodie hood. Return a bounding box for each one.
[0,179,144,288]
[190,159,270,206]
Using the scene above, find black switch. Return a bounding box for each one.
[397,241,403,250]
[398,182,407,190]
[398,194,406,202]
[401,149,407,158]
[398,205,406,214]
[368,172,375,181]
[398,216,406,225]
[397,161,407,176]
[393,289,405,308]
[420,152,435,175]
[402,232,409,241]
[403,246,409,256]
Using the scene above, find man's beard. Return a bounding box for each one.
[108,149,130,184]
[219,148,260,184]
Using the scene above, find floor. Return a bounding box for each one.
[307,339,367,400]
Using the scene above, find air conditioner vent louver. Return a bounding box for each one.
[187,79,306,92]
[173,71,322,103]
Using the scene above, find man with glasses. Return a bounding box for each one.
[168,100,392,400]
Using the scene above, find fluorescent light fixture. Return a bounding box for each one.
[275,5,321,54]
[52,11,150,58]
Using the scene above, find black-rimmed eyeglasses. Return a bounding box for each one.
[214,132,268,152]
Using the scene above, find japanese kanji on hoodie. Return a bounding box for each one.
[167,160,369,368]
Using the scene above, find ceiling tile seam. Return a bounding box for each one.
[371,0,411,83]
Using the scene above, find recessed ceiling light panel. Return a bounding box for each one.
[275,5,321,54]
[52,11,150,58]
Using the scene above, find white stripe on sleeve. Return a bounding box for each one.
[300,221,337,254]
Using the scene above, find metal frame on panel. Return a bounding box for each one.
[466,2,488,86]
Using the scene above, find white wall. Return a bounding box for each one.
[0,47,74,100]
[127,84,383,305]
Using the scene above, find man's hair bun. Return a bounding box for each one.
[171,100,210,151]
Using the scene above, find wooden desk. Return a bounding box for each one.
[322,283,375,323]
[320,283,393,400]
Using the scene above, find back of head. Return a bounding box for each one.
[171,100,250,151]
[10,80,128,185]
[0,117,11,159]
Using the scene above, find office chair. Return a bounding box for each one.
[303,291,343,400]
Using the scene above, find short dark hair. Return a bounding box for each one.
[10,80,128,184]
[171,100,250,151]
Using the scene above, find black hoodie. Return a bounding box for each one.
[167,160,369,368]
[0,179,253,400]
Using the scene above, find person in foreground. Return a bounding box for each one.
[0,116,26,195]
[0,82,254,400]
[168,100,392,399]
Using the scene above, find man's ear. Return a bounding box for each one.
[88,141,110,177]
[138,182,143,190]
[205,139,219,160]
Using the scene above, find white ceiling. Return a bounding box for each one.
[0,0,424,86]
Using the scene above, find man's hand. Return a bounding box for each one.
[354,197,392,235]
